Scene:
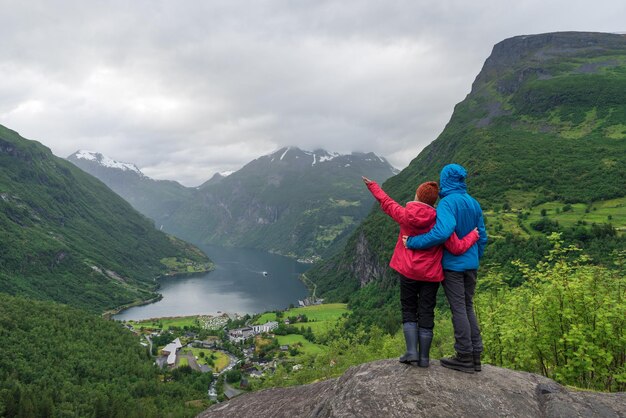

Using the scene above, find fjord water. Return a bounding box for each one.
[113,245,310,320]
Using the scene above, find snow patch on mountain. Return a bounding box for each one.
[74,150,143,175]
[75,150,98,161]
[263,147,395,171]
[318,151,341,163]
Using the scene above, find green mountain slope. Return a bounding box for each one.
[67,150,193,226]
[0,293,211,417]
[0,125,212,312]
[166,147,398,259]
[307,32,626,329]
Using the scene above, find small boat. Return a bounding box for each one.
[262,271,269,277]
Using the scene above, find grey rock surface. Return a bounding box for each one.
[198,359,626,418]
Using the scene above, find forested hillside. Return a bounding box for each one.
[0,125,212,313]
[0,293,211,417]
[308,32,626,331]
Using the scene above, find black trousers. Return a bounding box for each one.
[399,274,439,329]
[442,269,483,354]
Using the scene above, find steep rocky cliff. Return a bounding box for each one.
[199,359,626,417]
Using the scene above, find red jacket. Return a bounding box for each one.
[367,182,479,282]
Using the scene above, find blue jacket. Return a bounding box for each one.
[405,164,487,271]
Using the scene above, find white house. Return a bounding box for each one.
[162,338,183,366]
[252,321,279,334]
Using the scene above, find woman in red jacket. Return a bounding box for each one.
[362,177,478,367]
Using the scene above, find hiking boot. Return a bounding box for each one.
[417,327,433,368]
[473,352,482,372]
[440,352,474,373]
[399,322,418,364]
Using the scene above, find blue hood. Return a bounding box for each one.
[439,164,467,198]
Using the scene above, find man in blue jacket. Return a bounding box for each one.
[403,163,487,373]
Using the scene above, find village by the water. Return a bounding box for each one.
[122,297,349,402]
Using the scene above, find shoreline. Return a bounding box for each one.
[103,267,215,320]
[299,273,317,299]
[102,294,163,320]
[118,311,245,324]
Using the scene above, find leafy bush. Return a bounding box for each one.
[476,235,626,391]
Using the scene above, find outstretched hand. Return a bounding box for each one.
[362,176,373,185]
[402,235,408,248]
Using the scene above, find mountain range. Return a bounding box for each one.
[69,146,399,259]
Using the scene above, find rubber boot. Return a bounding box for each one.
[399,322,418,364]
[473,352,482,372]
[440,352,475,373]
[417,327,433,368]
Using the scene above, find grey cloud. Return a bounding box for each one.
[0,0,625,185]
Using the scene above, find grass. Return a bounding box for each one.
[160,257,213,274]
[254,303,349,337]
[604,123,626,139]
[315,216,355,244]
[503,190,538,209]
[252,304,350,360]
[130,316,199,331]
[484,211,527,238]
[483,196,626,239]
[184,347,230,372]
[525,197,626,233]
[211,351,230,372]
[276,334,324,356]
[329,198,361,207]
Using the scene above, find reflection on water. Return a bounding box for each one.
[113,245,310,321]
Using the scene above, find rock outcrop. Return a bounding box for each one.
[351,230,386,287]
[199,359,626,418]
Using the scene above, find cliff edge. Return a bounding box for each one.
[199,359,626,418]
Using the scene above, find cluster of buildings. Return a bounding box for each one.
[227,321,279,343]
[198,314,231,330]
[298,297,324,307]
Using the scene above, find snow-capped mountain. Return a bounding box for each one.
[182,146,399,258]
[67,150,191,224]
[68,146,398,259]
[257,147,396,170]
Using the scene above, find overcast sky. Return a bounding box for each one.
[0,1,624,186]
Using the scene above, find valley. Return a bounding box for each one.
[1,30,625,417]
